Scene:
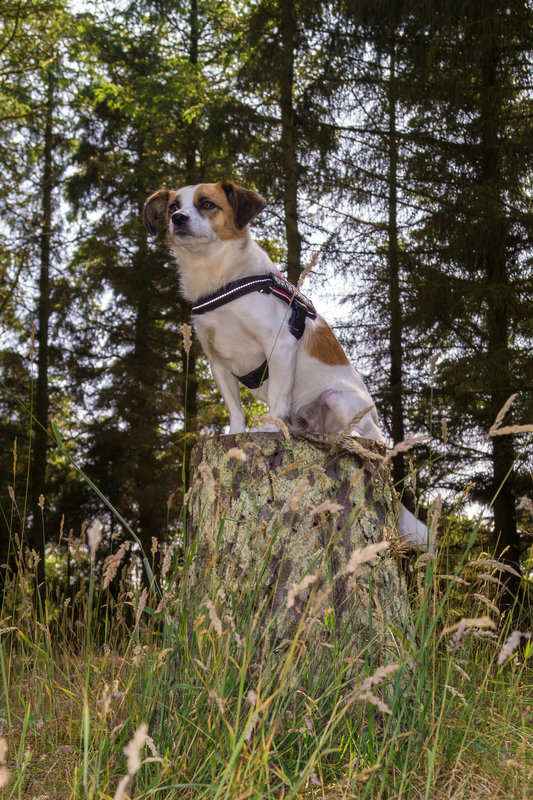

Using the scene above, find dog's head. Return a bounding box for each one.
[143,181,266,246]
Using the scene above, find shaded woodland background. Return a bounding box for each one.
[0,0,532,603]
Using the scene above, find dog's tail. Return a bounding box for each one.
[398,504,434,553]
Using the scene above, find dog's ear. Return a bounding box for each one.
[221,181,266,229]
[143,189,170,235]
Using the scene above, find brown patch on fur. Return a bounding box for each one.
[143,189,181,234]
[193,183,247,241]
[304,318,350,366]
[143,189,168,234]
[221,181,266,229]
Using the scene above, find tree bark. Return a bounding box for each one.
[479,45,520,583]
[184,432,414,672]
[29,68,55,597]
[387,39,407,496]
[279,0,301,286]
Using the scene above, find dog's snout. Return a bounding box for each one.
[172,210,189,226]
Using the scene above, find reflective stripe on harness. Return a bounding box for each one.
[191,272,317,388]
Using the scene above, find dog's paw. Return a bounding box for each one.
[253,415,291,439]
[249,423,279,433]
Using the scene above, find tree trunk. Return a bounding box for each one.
[479,46,520,587]
[184,432,414,673]
[387,39,407,496]
[29,68,55,597]
[185,0,199,183]
[131,234,165,578]
[279,0,301,286]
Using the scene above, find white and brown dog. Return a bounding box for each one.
[144,180,429,549]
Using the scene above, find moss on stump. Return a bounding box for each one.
[184,432,414,671]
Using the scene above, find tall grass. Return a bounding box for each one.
[1,475,531,800]
[1,401,532,800]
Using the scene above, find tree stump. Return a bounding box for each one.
[184,432,414,671]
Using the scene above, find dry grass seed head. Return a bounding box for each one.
[203,599,223,636]
[357,691,392,715]
[428,493,442,549]
[384,434,429,463]
[287,574,317,609]
[123,722,148,775]
[467,558,522,579]
[209,689,226,714]
[224,613,243,646]
[281,478,310,514]
[308,500,345,518]
[297,251,318,290]
[103,541,131,590]
[342,542,389,577]
[166,491,176,512]
[475,572,504,588]
[135,587,148,628]
[244,713,261,743]
[160,542,175,582]
[488,393,517,436]
[113,723,149,800]
[225,446,247,462]
[180,322,193,355]
[253,414,291,440]
[87,519,103,560]
[443,616,497,650]
[472,593,500,615]
[498,630,532,665]
[359,664,399,692]
[335,405,376,441]
[0,767,9,789]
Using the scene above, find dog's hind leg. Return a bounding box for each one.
[294,390,384,441]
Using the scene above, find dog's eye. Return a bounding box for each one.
[199,199,216,211]
[169,202,179,213]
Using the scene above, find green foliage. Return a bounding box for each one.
[0,0,532,598]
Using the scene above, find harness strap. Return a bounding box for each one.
[191,271,317,388]
[234,359,269,390]
[191,275,274,314]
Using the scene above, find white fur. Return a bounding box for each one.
[155,182,431,550]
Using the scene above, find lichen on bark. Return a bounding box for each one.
[184,432,414,670]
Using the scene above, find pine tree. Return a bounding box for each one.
[235,0,337,284]
[405,0,533,580]
[0,0,74,593]
[67,1,260,570]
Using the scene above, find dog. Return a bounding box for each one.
[143,180,430,549]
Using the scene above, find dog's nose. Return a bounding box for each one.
[172,211,189,226]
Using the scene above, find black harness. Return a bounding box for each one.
[191,272,317,389]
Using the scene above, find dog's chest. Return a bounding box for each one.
[192,294,286,373]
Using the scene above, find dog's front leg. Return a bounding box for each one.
[210,361,246,434]
[263,339,297,426]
